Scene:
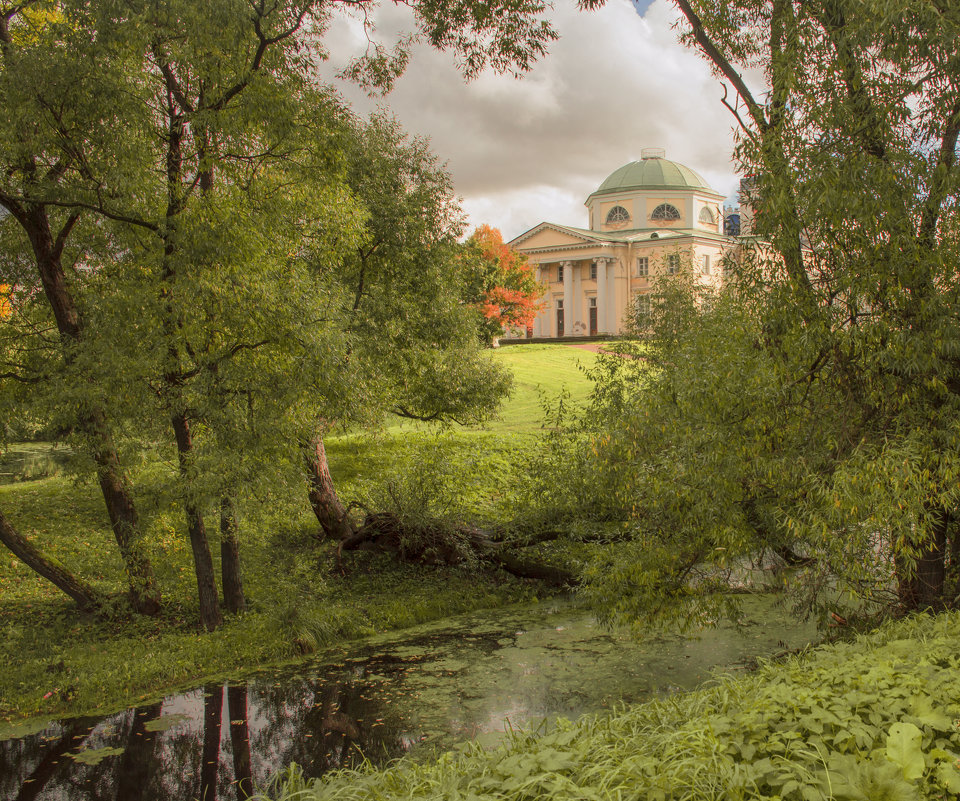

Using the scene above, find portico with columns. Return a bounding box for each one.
[509,149,730,339]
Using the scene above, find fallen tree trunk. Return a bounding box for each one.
[337,511,577,587]
[0,506,104,611]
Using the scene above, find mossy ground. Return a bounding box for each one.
[0,344,596,724]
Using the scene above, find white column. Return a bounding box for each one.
[573,261,582,336]
[532,264,543,337]
[606,259,618,333]
[596,257,609,334]
[562,261,573,337]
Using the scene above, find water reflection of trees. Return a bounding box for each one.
[1,668,415,801]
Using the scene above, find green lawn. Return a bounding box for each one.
[0,342,601,723]
[477,343,600,432]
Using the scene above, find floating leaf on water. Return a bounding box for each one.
[69,746,125,765]
[0,719,53,742]
[143,713,189,733]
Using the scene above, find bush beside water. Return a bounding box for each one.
[260,611,960,801]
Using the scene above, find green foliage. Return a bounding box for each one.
[0,0,562,627]
[666,0,960,612]
[258,611,960,801]
[0,341,589,718]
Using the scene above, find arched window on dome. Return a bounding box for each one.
[698,206,716,224]
[606,206,631,226]
[651,203,681,221]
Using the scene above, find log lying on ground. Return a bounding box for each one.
[336,511,577,588]
[0,507,105,611]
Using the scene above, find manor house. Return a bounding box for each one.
[509,148,732,338]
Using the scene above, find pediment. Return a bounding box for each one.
[509,223,602,251]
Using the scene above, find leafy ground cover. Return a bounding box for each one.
[259,610,960,801]
[0,344,593,723]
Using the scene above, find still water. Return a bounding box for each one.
[0,597,815,800]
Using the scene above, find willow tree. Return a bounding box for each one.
[305,113,512,545]
[1,0,558,628]
[0,1,162,613]
[575,0,960,619]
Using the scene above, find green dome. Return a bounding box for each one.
[592,156,715,196]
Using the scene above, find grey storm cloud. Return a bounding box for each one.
[320,0,746,239]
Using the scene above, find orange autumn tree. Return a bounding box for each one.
[462,225,542,345]
[0,286,9,320]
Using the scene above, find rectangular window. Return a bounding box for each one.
[636,257,648,277]
[556,299,564,310]
[590,262,597,280]
[589,297,597,307]
[635,293,651,317]
[667,254,680,275]
[557,263,564,282]
[702,254,711,275]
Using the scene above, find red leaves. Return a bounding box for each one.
[465,226,543,333]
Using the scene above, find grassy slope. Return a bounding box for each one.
[475,344,598,432]
[263,611,960,801]
[0,343,595,723]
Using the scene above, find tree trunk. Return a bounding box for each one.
[306,434,355,541]
[19,204,160,614]
[898,514,948,612]
[340,511,578,587]
[15,720,89,801]
[227,684,253,800]
[220,496,246,614]
[0,506,104,611]
[487,549,577,586]
[199,683,223,801]
[114,702,163,801]
[89,407,161,614]
[172,413,222,632]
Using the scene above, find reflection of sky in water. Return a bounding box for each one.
[0,598,815,801]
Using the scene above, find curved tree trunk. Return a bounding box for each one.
[306,434,355,541]
[0,506,104,611]
[10,201,161,614]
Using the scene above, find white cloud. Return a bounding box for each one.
[320,0,744,239]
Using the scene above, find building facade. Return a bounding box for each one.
[508,149,731,338]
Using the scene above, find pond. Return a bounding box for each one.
[0,596,816,801]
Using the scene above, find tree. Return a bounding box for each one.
[0,2,162,613]
[0,0,560,627]
[569,0,960,622]
[462,225,542,345]
[304,115,514,546]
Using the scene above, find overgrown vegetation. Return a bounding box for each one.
[258,610,960,801]
[0,345,596,722]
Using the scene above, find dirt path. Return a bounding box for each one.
[561,342,606,353]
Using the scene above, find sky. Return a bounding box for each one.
[320,0,744,241]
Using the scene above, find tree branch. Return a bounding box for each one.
[674,0,768,132]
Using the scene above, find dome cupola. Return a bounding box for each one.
[589,149,717,199]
